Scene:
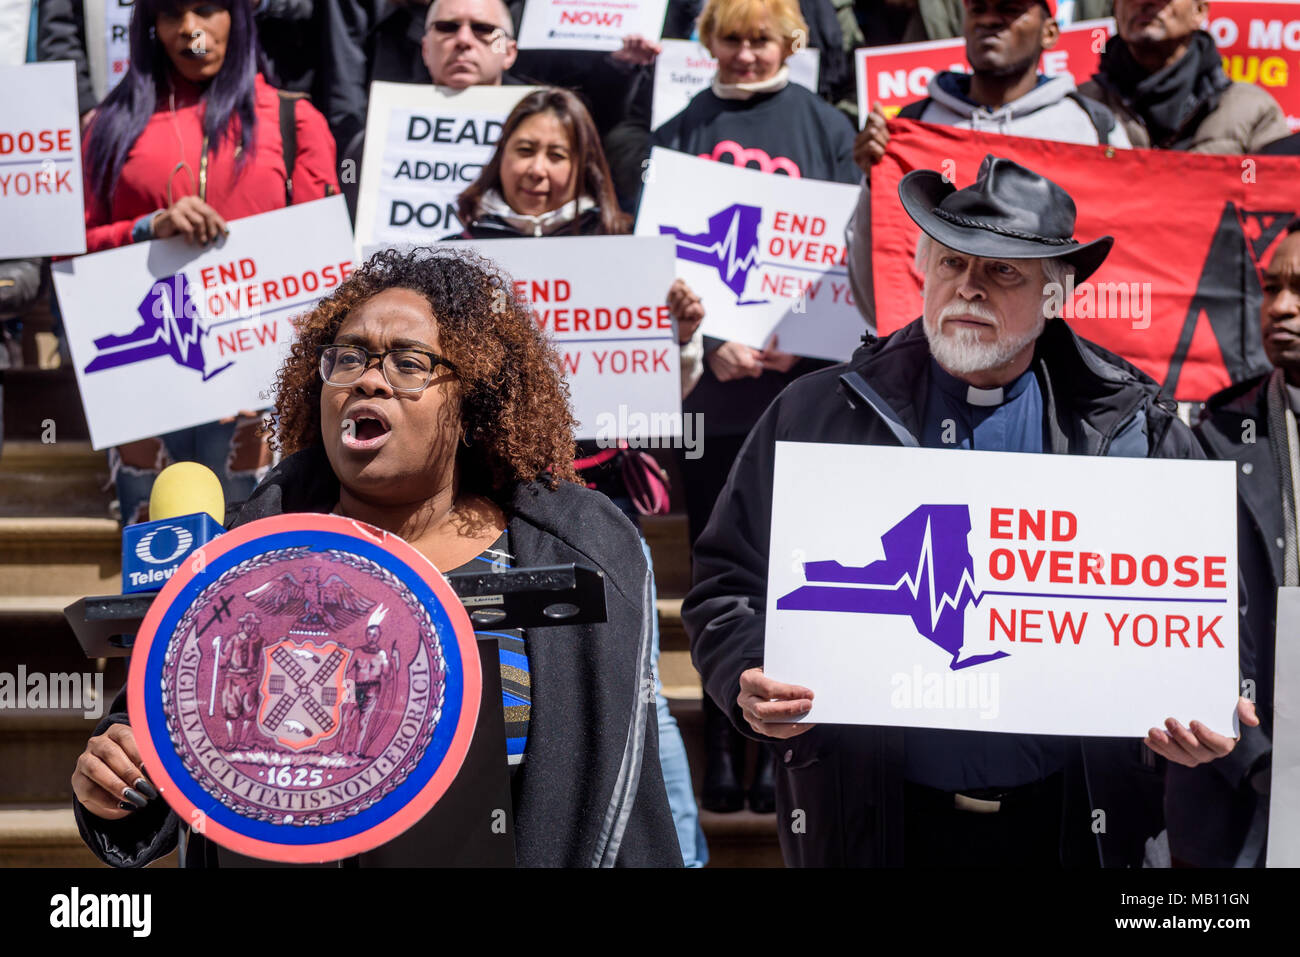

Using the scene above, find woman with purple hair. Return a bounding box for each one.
[79,0,339,524]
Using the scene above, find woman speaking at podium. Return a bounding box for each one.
[69,247,680,867]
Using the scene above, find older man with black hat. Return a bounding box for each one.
[683,154,1259,867]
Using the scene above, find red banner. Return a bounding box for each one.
[872,120,1300,401]
[855,19,1116,122]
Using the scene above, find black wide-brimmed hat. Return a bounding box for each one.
[899,154,1113,283]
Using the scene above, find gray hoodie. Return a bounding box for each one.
[846,72,1130,334]
[920,71,1131,146]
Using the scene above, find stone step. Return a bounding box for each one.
[642,513,690,599]
[0,596,130,692]
[699,810,782,867]
[0,517,122,597]
[0,441,114,518]
[0,709,110,807]
[0,808,107,868]
[2,367,90,442]
[657,597,687,650]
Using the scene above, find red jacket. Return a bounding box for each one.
[84,74,339,252]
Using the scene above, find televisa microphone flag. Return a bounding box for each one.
[871,119,1300,401]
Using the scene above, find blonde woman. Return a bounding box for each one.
[649,0,858,818]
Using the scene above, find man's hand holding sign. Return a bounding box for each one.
[684,153,1248,867]
[738,668,814,740]
[1147,698,1259,768]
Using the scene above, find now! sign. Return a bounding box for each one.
[517,0,670,51]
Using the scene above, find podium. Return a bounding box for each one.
[64,563,609,867]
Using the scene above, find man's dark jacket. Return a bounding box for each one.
[319,0,432,151]
[682,317,1202,866]
[74,445,681,868]
[1168,376,1277,866]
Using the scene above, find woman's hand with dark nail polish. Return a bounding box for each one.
[72,723,150,821]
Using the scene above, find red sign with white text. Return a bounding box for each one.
[857,6,1300,135]
[855,18,1116,123]
[1209,0,1300,132]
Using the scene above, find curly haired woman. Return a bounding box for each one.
[70,246,681,868]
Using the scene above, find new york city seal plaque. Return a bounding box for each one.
[128,513,480,863]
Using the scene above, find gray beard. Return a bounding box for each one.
[924,319,1044,375]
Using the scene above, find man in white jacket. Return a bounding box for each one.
[846,0,1128,332]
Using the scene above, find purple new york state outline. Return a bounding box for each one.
[776,504,1226,671]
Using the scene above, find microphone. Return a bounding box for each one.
[120,463,226,594]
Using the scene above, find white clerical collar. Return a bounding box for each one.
[966,385,1005,407]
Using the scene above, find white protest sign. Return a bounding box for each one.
[397,236,680,440]
[105,0,134,95]
[517,0,669,51]
[635,147,862,361]
[765,443,1240,737]
[0,62,86,257]
[650,40,821,129]
[1268,586,1300,866]
[355,82,537,256]
[53,196,356,450]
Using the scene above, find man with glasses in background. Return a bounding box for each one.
[320,0,521,157]
[330,0,525,220]
[423,0,519,88]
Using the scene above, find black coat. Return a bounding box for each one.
[36,0,95,115]
[682,317,1202,866]
[318,0,432,151]
[1168,376,1277,866]
[73,445,681,867]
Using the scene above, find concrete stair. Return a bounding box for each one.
[0,441,113,518]
[2,367,90,442]
[0,517,121,597]
[0,809,105,868]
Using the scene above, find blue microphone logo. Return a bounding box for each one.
[122,512,224,593]
[133,524,195,565]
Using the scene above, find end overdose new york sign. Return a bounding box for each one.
[765,443,1240,737]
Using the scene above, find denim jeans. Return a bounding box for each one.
[115,419,259,526]
[639,537,708,868]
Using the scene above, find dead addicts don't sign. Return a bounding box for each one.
[355,83,537,254]
[765,443,1240,737]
